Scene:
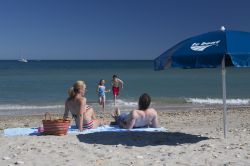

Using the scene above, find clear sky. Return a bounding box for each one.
[0,0,250,60]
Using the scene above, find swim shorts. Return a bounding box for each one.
[112,86,119,96]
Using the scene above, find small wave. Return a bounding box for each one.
[104,99,137,107]
[186,98,250,105]
[0,104,64,110]
[116,99,137,106]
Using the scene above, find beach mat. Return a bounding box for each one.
[3,125,167,136]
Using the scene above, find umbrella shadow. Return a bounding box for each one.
[76,131,209,147]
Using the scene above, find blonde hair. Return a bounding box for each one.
[68,80,86,98]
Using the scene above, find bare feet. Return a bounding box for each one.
[111,107,120,118]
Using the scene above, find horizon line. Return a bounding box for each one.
[0,59,154,61]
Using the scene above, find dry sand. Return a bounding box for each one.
[0,108,250,166]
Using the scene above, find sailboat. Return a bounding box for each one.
[18,58,28,63]
[18,49,28,63]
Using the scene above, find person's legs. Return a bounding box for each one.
[91,118,107,128]
[98,96,102,105]
[85,107,96,120]
[99,96,105,111]
[114,95,117,106]
[111,107,120,119]
[86,107,107,126]
[92,119,101,128]
[112,87,119,106]
[111,107,128,127]
[102,96,105,111]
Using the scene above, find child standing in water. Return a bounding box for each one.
[111,75,124,106]
[97,79,110,111]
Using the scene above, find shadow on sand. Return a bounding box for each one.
[76,131,209,147]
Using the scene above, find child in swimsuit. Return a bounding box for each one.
[97,79,110,111]
[111,75,124,106]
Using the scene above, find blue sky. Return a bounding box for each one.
[0,0,250,60]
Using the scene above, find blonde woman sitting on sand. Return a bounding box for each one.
[63,80,103,131]
[112,93,158,129]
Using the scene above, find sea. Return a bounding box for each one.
[0,60,250,116]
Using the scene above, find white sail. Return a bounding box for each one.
[18,58,28,63]
[18,49,28,63]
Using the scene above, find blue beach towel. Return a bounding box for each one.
[3,125,167,136]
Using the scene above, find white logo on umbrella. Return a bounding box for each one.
[191,40,220,51]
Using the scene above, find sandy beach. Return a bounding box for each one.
[0,108,249,166]
[1,0,250,165]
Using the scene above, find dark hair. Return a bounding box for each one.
[113,75,117,79]
[138,93,151,110]
[99,79,104,85]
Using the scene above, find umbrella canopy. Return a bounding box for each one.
[155,30,250,70]
[154,28,250,138]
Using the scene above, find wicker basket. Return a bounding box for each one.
[42,112,71,136]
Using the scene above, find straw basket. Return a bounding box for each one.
[42,112,71,136]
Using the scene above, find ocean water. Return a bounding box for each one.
[0,60,250,115]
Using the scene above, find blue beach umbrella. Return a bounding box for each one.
[154,27,250,138]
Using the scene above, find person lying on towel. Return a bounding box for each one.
[63,80,104,131]
[112,93,158,129]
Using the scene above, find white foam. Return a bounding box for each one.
[104,99,137,107]
[115,99,137,106]
[186,98,250,105]
[0,104,64,110]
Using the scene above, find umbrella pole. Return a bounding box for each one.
[222,55,227,138]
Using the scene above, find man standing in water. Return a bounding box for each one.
[111,75,124,106]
